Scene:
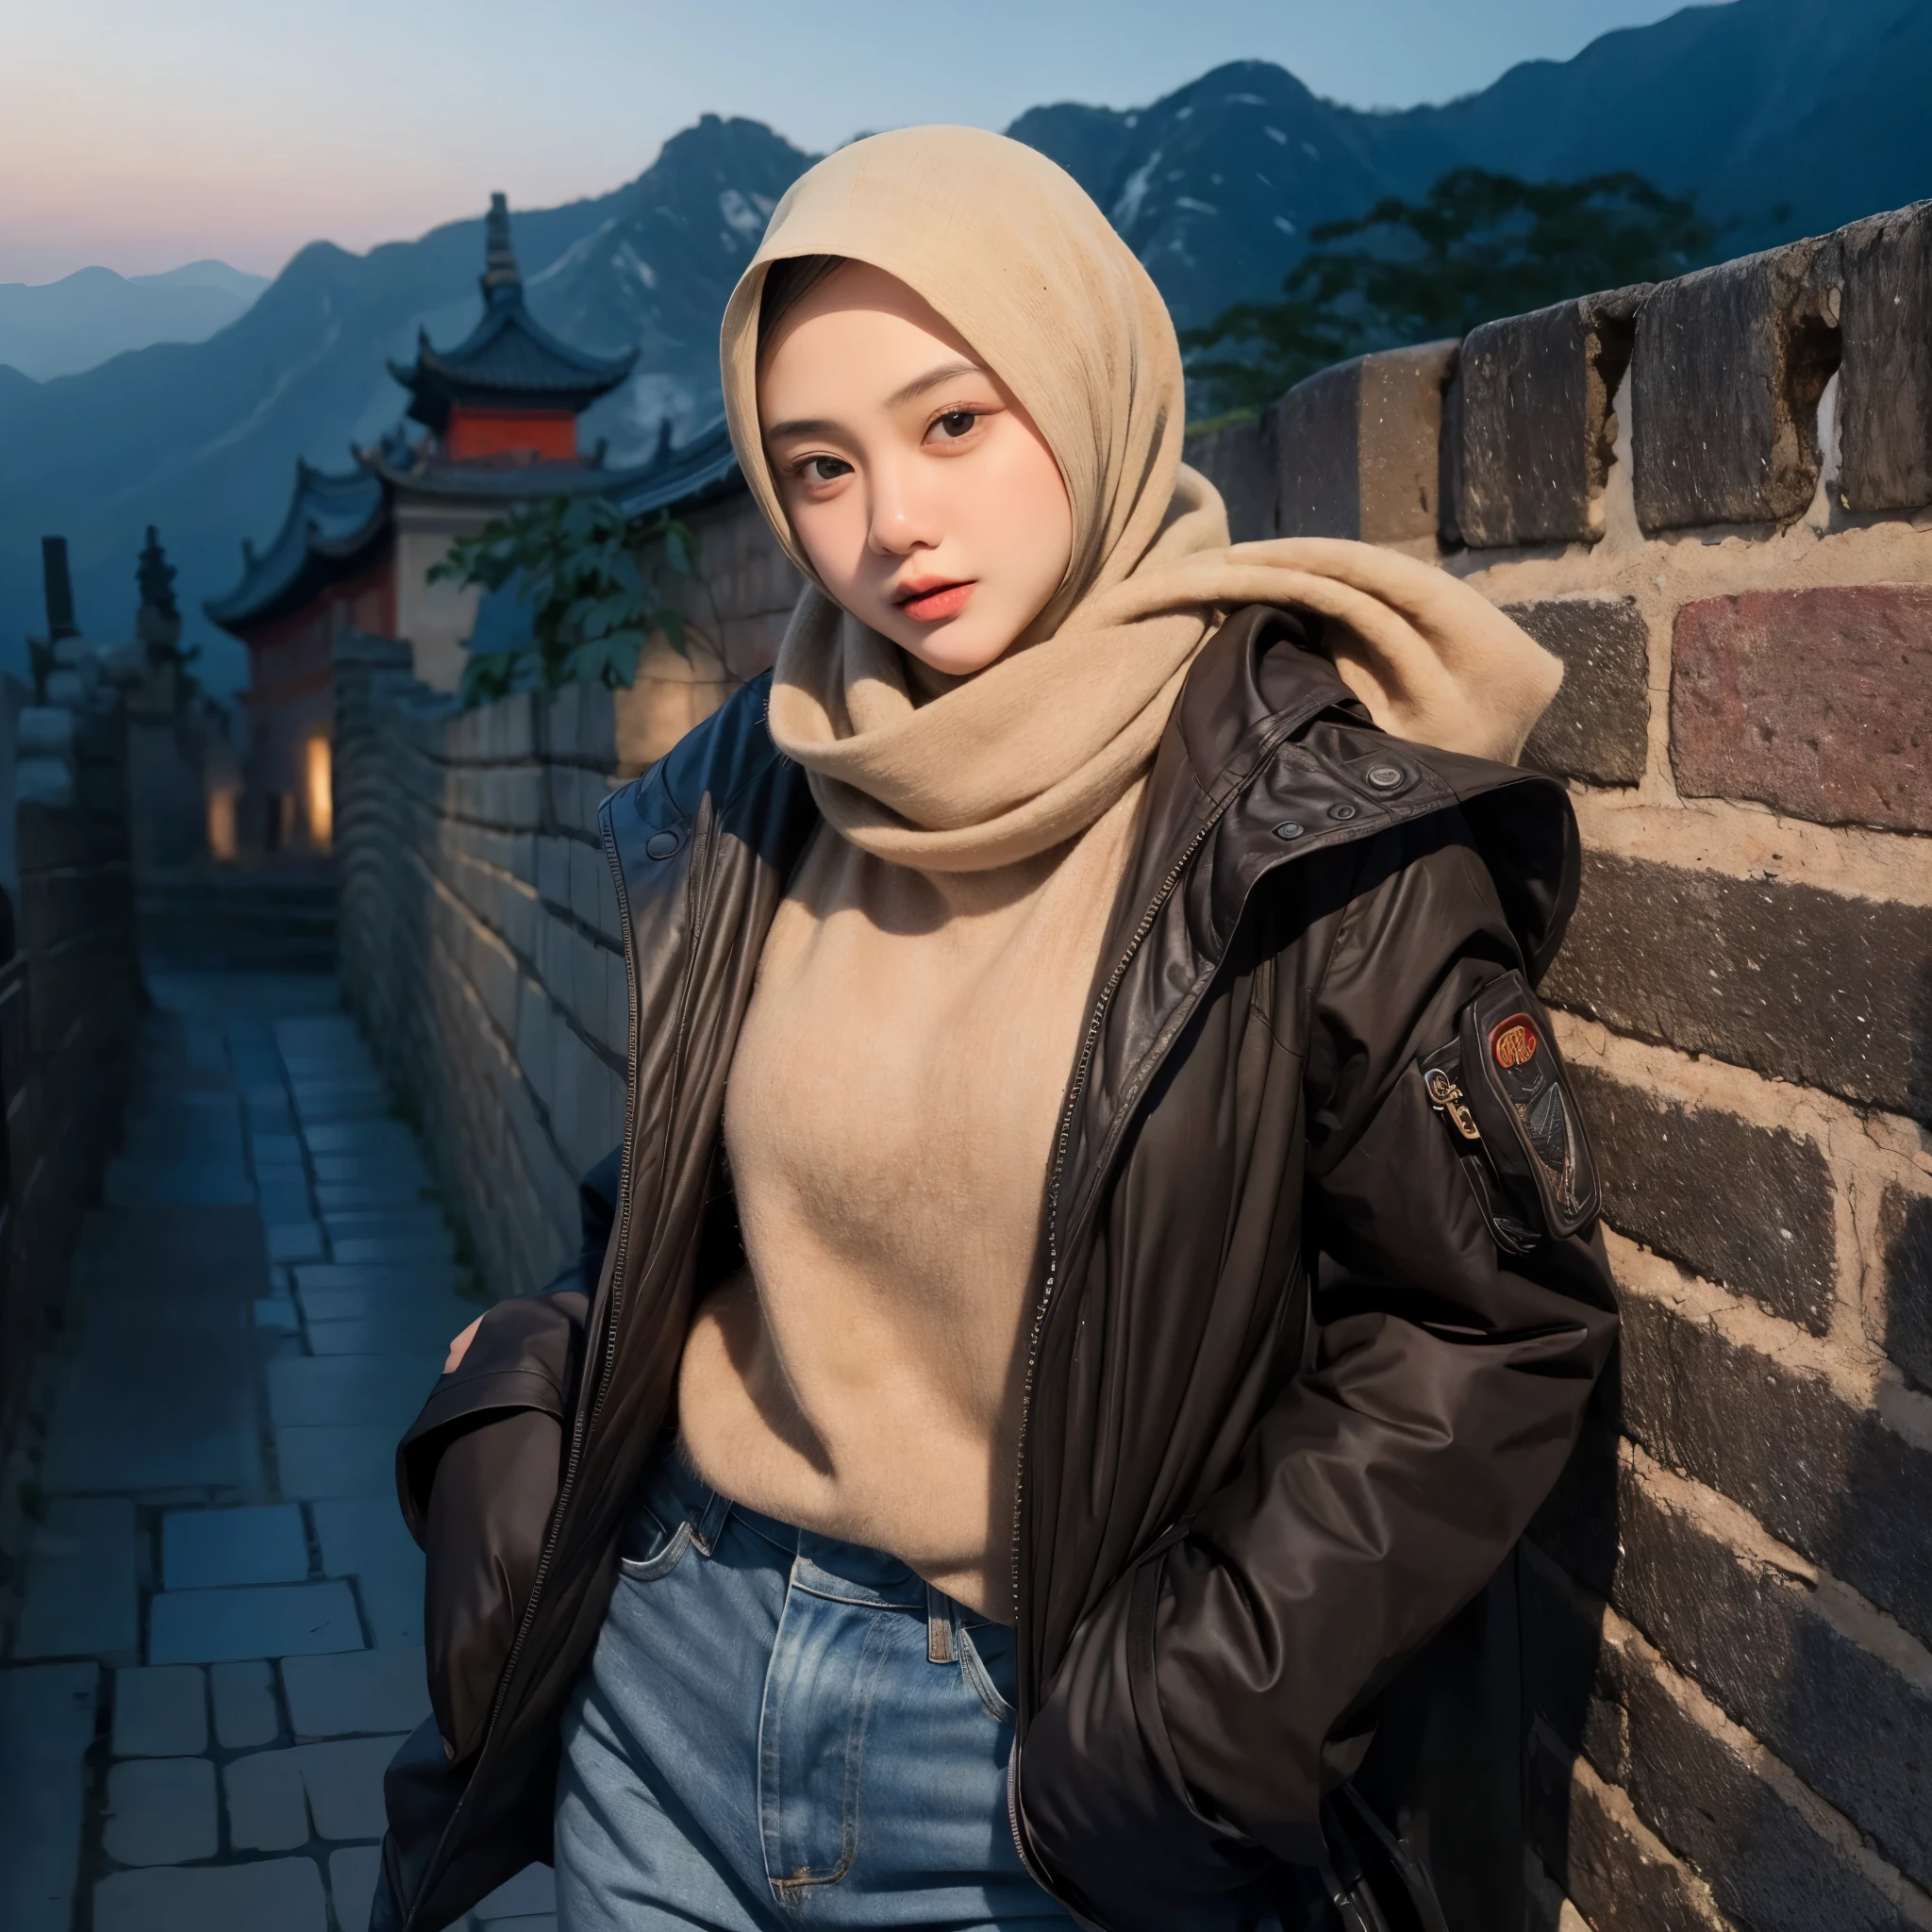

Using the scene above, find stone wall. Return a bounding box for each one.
[1190,200,1932,1930]
[0,706,142,1442]
[333,488,798,1301]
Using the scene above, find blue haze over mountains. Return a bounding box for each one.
[4,0,1926,694]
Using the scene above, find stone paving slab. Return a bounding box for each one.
[304,1121,424,1157]
[296,1281,476,1324]
[93,1856,328,1932]
[324,1207,451,1238]
[268,1354,442,1430]
[241,1734,408,1839]
[210,1658,280,1748]
[306,1315,467,1360]
[317,1182,441,1213]
[225,1747,310,1851]
[295,1264,466,1302]
[313,1496,425,1647]
[332,1234,459,1267]
[275,1424,399,1501]
[0,1662,99,1932]
[42,1207,266,1495]
[163,1504,310,1590]
[112,1664,208,1757]
[15,1496,139,1658]
[311,1154,432,1190]
[256,1295,303,1335]
[268,1221,327,1262]
[102,1756,218,1865]
[149,1580,364,1665]
[283,1644,431,1738]
[329,1843,385,1932]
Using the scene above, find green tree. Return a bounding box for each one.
[1183,168,1716,419]
[429,494,696,707]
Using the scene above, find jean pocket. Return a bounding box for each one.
[617,1501,692,1582]
[958,1621,1017,1726]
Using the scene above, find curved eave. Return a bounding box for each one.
[205,494,391,633]
[609,421,744,522]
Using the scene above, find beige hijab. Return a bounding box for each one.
[720,125,1560,874]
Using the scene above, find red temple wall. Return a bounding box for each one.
[445,406,577,461]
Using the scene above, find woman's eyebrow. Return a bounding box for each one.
[885,358,985,408]
[764,360,990,442]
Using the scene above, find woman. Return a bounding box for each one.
[378,126,1617,1932]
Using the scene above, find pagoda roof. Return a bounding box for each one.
[204,458,388,631]
[609,417,742,521]
[390,193,637,433]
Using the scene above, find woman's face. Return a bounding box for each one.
[758,261,1074,677]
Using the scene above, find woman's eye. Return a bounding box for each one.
[800,456,850,484]
[932,409,977,441]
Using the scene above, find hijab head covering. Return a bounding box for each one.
[720,125,1561,873]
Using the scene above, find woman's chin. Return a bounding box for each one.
[888,621,1014,679]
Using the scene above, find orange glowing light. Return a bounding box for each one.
[305,736,333,848]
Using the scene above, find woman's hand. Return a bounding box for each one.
[444,1317,482,1375]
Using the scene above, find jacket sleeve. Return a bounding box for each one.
[1019,817,1619,1924]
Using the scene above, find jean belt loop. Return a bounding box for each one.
[691,1483,732,1557]
[925,1581,958,1665]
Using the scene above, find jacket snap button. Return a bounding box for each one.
[1328,802,1358,821]
[1273,821,1305,841]
[644,831,679,860]
[1365,763,1406,791]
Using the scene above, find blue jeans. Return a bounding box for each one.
[556,1447,1075,1930]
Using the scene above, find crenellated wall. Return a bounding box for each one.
[1190,200,1932,1932]
[334,200,1932,1931]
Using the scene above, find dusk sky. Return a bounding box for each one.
[4,0,1696,286]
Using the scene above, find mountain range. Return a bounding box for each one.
[0,260,269,382]
[4,0,1926,695]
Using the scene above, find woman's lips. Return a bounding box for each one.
[895,579,975,623]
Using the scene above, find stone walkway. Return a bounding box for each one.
[0,974,557,1932]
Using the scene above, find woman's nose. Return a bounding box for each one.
[866,461,941,555]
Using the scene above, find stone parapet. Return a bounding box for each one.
[1185,192,1932,1930]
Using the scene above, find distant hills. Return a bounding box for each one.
[0,260,269,382]
[4,0,1927,695]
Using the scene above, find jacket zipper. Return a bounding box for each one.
[1004,798,1231,1890]
[402,796,658,1927]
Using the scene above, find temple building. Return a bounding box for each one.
[206,193,650,851]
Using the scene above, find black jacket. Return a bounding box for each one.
[376,607,1619,1930]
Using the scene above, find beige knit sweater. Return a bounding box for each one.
[678,785,1142,1617]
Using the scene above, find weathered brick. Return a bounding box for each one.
[1546,854,1932,1124]
[1534,1444,1932,1893]
[1526,1719,1732,1932]
[1510,598,1651,785]
[1526,1556,1928,1932]
[1881,1183,1932,1393]
[1459,290,1642,549]
[1837,201,1932,514]
[1567,1064,1835,1331]
[1615,1272,1932,1647]
[1673,585,1932,833]
[1183,413,1276,542]
[1632,241,1838,532]
[1273,341,1456,543]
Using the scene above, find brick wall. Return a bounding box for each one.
[1189,200,1932,1929]
[0,708,142,1441]
[332,491,798,1299]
